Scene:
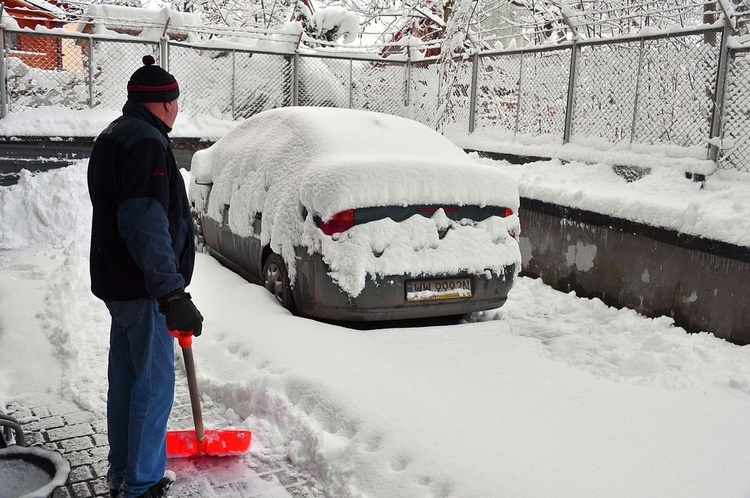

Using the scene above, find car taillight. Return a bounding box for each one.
[317,209,355,235]
[504,208,518,239]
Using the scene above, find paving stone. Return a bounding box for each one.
[47,422,94,440]
[59,435,95,452]
[32,405,51,418]
[92,419,107,432]
[90,478,110,496]
[89,445,109,460]
[93,433,108,447]
[92,460,109,478]
[47,401,82,416]
[7,406,33,420]
[65,449,95,467]
[52,487,74,498]
[64,411,97,425]
[71,481,93,497]
[21,430,45,446]
[69,464,95,483]
[39,415,66,430]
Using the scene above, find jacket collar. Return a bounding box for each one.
[122,100,172,137]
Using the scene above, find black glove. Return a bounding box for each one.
[158,290,203,337]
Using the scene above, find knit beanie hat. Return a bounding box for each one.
[127,55,180,103]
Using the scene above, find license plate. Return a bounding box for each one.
[405,277,472,302]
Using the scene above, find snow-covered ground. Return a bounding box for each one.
[1,108,749,497]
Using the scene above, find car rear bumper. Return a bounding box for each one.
[293,252,516,321]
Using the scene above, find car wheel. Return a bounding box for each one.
[192,211,206,253]
[263,253,296,314]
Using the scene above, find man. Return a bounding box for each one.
[88,55,203,498]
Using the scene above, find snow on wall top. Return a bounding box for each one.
[83,5,202,29]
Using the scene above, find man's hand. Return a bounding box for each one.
[158,290,203,337]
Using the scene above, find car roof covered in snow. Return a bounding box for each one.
[191,106,519,221]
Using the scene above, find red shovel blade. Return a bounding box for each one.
[167,429,252,458]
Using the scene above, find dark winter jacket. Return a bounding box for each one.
[88,100,194,302]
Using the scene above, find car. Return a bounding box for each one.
[188,106,521,321]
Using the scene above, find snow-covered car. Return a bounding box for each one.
[188,107,521,321]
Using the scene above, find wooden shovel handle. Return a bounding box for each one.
[181,345,205,441]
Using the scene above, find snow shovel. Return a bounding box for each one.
[166,332,252,458]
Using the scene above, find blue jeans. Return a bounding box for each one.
[105,299,174,498]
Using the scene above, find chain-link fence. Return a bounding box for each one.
[633,34,720,148]
[1,24,748,173]
[571,40,639,144]
[718,48,750,173]
[170,44,291,120]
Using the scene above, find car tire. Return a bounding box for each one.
[192,211,207,253]
[263,253,296,314]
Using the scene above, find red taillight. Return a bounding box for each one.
[318,209,355,235]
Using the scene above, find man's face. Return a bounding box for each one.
[164,99,179,128]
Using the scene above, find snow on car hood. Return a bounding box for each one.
[190,107,521,293]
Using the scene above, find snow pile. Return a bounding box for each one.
[0,163,90,250]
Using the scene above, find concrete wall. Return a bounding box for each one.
[519,199,750,346]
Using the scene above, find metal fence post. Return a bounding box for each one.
[563,43,579,144]
[1,28,7,118]
[629,38,646,145]
[231,50,236,119]
[160,37,169,69]
[514,52,525,137]
[349,57,353,109]
[708,23,732,162]
[88,36,94,109]
[292,52,299,107]
[468,53,479,133]
[405,58,411,108]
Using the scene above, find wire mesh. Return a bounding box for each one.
[233,52,291,118]
[169,45,233,119]
[169,46,290,120]
[407,62,440,127]
[437,57,473,131]
[91,40,160,111]
[297,55,350,108]
[633,33,720,148]
[475,53,521,134]
[351,59,406,117]
[4,32,90,112]
[516,49,570,138]
[571,41,640,145]
[718,49,750,173]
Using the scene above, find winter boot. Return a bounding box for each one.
[135,471,176,498]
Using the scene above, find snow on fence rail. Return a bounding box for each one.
[0,24,747,173]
